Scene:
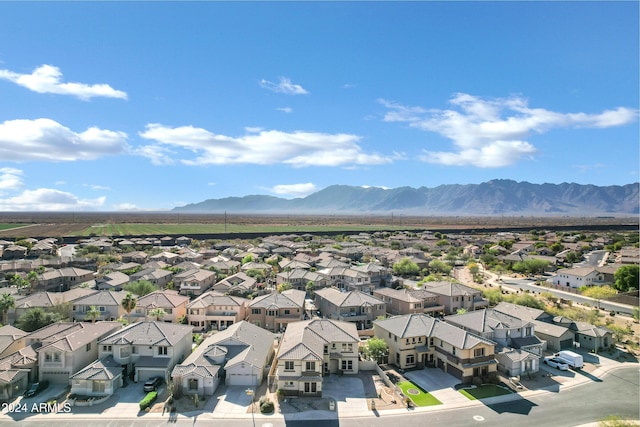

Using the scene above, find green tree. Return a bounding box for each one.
[123,280,157,297]
[0,293,15,325]
[27,271,39,294]
[122,292,137,323]
[277,283,292,293]
[149,308,166,321]
[362,337,388,363]
[468,263,480,276]
[582,286,618,309]
[456,308,468,315]
[482,288,504,305]
[85,305,101,323]
[613,265,639,292]
[392,258,421,277]
[513,294,545,310]
[305,281,316,296]
[241,254,254,265]
[16,308,61,332]
[428,259,452,275]
[565,252,581,264]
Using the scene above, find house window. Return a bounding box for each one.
[103,345,112,352]
[284,309,290,315]
[120,347,130,358]
[165,308,173,314]
[99,306,106,312]
[92,381,106,393]
[304,382,317,393]
[341,360,353,371]
[406,355,415,365]
[158,346,168,356]
[267,310,277,316]
[251,309,261,315]
[188,378,198,390]
[284,361,294,371]
[305,361,316,371]
[430,338,434,346]
[324,345,328,355]
[86,343,91,351]
[452,348,456,356]
[474,348,485,357]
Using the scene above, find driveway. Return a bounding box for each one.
[322,375,368,416]
[404,367,469,405]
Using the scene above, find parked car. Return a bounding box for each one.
[143,377,162,392]
[24,381,49,398]
[544,357,569,371]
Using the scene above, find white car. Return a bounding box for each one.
[544,357,569,371]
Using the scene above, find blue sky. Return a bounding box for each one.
[0,1,637,211]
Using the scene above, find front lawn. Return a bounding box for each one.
[459,384,513,400]
[397,381,442,406]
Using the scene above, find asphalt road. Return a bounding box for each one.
[6,367,639,427]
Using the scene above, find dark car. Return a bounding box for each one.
[143,377,162,392]
[24,381,49,398]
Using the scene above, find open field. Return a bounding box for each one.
[0,212,636,238]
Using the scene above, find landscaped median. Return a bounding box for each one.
[457,384,513,400]
[397,381,442,407]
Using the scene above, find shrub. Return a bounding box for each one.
[260,400,274,414]
[139,391,158,411]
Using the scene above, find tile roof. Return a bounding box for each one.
[70,355,122,381]
[277,319,359,361]
[137,290,189,309]
[98,321,192,346]
[250,289,305,309]
[314,288,384,307]
[37,322,121,353]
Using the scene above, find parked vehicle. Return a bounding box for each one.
[554,350,584,369]
[544,357,569,371]
[143,377,162,392]
[24,381,49,398]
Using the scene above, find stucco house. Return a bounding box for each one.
[133,290,190,323]
[421,282,489,314]
[97,321,193,382]
[171,321,275,397]
[373,287,445,317]
[69,355,123,397]
[275,319,360,397]
[186,291,249,332]
[314,287,386,330]
[247,289,305,332]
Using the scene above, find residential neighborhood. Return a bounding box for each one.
[0,228,637,424]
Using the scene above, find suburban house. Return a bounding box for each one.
[351,263,392,288]
[186,291,249,332]
[175,268,217,297]
[129,267,174,289]
[0,325,27,357]
[422,282,489,314]
[553,317,612,351]
[35,267,95,292]
[36,321,122,384]
[69,355,123,397]
[97,321,193,382]
[72,290,129,322]
[276,269,329,291]
[121,251,149,264]
[171,321,275,397]
[314,287,386,330]
[316,266,373,293]
[247,289,306,332]
[12,289,97,324]
[275,319,360,397]
[373,287,445,317]
[212,272,257,296]
[444,309,542,377]
[1,245,28,260]
[0,344,39,400]
[95,271,130,291]
[132,290,190,323]
[373,314,497,383]
[552,267,608,288]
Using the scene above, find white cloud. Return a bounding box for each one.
[268,183,317,198]
[381,93,639,167]
[260,77,309,95]
[0,118,128,162]
[139,124,398,168]
[0,188,106,211]
[0,167,24,192]
[277,107,293,113]
[89,184,111,191]
[0,64,127,100]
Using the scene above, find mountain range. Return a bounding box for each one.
[173,180,640,216]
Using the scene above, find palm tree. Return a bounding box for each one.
[85,305,101,323]
[0,293,15,325]
[148,308,166,321]
[121,292,137,323]
[27,271,38,294]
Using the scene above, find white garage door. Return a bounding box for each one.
[137,369,166,382]
[226,372,257,387]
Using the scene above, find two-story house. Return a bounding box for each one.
[35,267,95,292]
[373,287,444,317]
[374,314,497,383]
[422,282,489,314]
[212,272,257,296]
[247,289,305,332]
[171,321,275,397]
[275,319,359,397]
[36,321,122,384]
[314,288,386,330]
[176,268,217,297]
[276,269,329,291]
[133,290,190,323]
[0,344,39,400]
[186,291,249,332]
[97,321,193,382]
[444,309,542,377]
[129,267,174,289]
[72,290,129,321]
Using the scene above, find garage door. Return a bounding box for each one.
[226,373,257,387]
[137,369,166,382]
[41,371,70,384]
[447,364,463,380]
[560,339,573,350]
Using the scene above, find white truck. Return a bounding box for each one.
[554,350,584,369]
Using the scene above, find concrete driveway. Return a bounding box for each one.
[322,375,368,416]
[404,367,469,405]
